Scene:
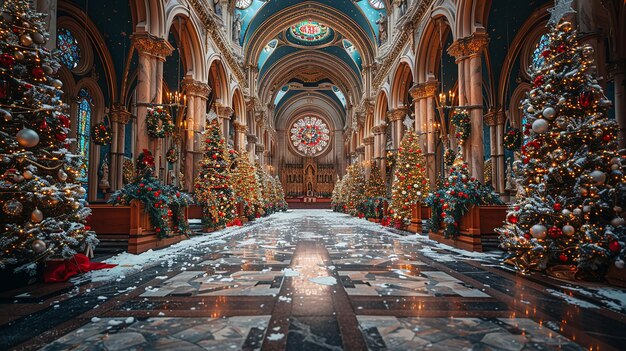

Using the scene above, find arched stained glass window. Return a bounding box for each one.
[290,116,331,156]
[532,33,550,69]
[77,88,92,197]
[57,28,80,69]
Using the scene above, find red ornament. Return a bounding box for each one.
[541,50,551,58]
[579,91,593,108]
[602,134,612,142]
[55,133,67,141]
[548,226,562,239]
[0,54,15,68]
[508,214,518,224]
[533,75,544,88]
[58,115,71,128]
[559,253,568,262]
[553,203,562,211]
[32,67,45,79]
[85,226,91,231]
[609,241,621,253]
[524,234,531,240]
[556,44,567,53]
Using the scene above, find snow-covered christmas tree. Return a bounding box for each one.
[344,163,366,215]
[231,150,262,218]
[497,12,625,274]
[391,130,429,224]
[0,0,98,276]
[194,119,237,229]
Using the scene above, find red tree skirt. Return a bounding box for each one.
[44,254,117,283]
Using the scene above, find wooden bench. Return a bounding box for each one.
[428,205,507,252]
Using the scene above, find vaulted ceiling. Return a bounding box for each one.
[234,0,386,131]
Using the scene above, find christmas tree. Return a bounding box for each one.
[194,119,237,229]
[344,163,366,215]
[0,0,98,276]
[274,175,288,212]
[230,150,262,218]
[391,130,429,223]
[331,175,344,211]
[497,18,626,274]
[365,162,387,199]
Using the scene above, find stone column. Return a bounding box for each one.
[234,122,247,151]
[484,111,497,190]
[364,136,375,169]
[109,106,132,190]
[388,108,406,149]
[182,79,211,192]
[215,102,234,140]
[611,61,626,148]
[132,34,174,174]
[448,29,489,182]
[36,0,57,50]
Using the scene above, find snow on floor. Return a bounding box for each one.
[546,288,601,309]
[308,276,337,286]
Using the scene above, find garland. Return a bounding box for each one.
[166,146,178,163]
[90,122,112,145]
[146,106,174,138]
[109,150,192,239]
[503,128,522,150]
[452,111,471,144]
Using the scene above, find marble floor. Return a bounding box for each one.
[1,210,625,350]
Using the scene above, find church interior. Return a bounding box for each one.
[0,0,626,350]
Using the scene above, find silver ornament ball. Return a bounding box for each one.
[16,128,40,148]
[562,224,575,236]
[615,259,625,269]
[562,209,571,216]
[31,239,46,253]
[611,217,625,227]
[58,170,67,181]
[589,170,606,184]
[530,224,548,239]
[542,107,556,119]
[573,208,582,216]
[0,108,11,121]
[532,119,549,133]
[31,32,45,45]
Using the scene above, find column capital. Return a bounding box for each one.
[109,104,132,124]
[447,30,489,61]
[387,107,407,122]
[247,134,258,144]
[363,136,375,145]
[215,102,234,119]
[483,111,497,127]
[182,78,212,97]
[373,123,387,134]
[234,121,247,133]
[132,33,174,60]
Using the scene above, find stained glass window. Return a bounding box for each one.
[532,33,550,69]
[57,28,80,69]
[290,116,331,156]
[77,88,92,197]
[235,0,252,9]
[369,0,385,10]
[289,21,330,43]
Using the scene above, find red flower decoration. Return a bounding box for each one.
[59,115,71,128]
[55,133,67,141]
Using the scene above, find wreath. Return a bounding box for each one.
[91,122,112,145]
[166,146,179,163]
[146,106,174,138]
[451,111,471,144]
[503,128,522,150]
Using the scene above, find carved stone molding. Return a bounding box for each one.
[182,79,212,97]
[234,121,247,133]
[447,31,489,62]
[132,33,174,60]
[110,104,132,124]
[373,123,387,134]
[256,144,265,152]
[483,111,496,127]
[356,145,366,154]
[363,136,375,145]
[247,134,258,144]
[388,108,407,122]
[215,103,234,119]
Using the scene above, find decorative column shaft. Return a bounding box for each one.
[109,106,132,191]
[182,79,211,192]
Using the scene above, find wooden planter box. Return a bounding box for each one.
[188,205,203,220]
[407,204,431,233]
[428,205,507,252]
[88,200,188,255]
[368,218,381,223]
[606,266,626,288]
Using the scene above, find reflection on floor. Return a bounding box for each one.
[0,210,624,351]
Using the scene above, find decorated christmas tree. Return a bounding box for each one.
[230,150,262,218]
[274,175,288,212]
[331,175,344,211]
[0,0,98,276]
[391,130,429,224]
[344,163,366,215]
[365,162,387,199]
[497,15,625,274]
[194,119,237,229]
